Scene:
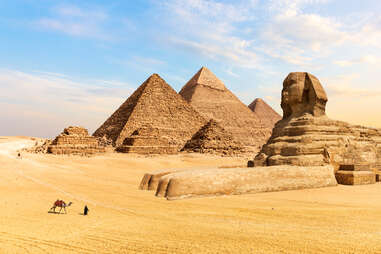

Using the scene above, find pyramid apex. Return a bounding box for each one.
[184,66,226,91]
[147,73,163,80]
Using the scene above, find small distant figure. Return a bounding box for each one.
[84,205,89,216]
[17,152,22,159]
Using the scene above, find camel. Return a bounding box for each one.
[49,200,72,214]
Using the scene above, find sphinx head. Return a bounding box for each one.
[281,72,327,119]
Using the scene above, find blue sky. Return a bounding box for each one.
[1,0,381,137]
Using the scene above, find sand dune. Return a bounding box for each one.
[1,136,381,253]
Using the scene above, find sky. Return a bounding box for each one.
[0,0,381,138]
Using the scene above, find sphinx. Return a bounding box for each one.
[254,72,381,171]
[140,72,381,200]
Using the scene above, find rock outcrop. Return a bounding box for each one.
[179,67,271,153]
[93,74,206,154]
[48,126,105,155]
[181,119,245,156]
[254,72,381,173]
[248,98,281,129]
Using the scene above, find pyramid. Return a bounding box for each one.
[248,98,281,128]
[93,74,206,153]
[182,119,245,155]
[48,126,105,155]
[179,67,271,152]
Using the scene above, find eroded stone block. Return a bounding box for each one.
[335,170,375,185]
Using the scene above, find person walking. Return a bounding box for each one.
[84,205,89,216]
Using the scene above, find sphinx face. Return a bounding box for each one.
[281,73,306,118]
[281,72,327,119]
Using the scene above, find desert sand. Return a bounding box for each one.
[1,136,381,253]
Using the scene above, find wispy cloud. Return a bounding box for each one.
[334,55,381,67]
[0,69,133,137]
[34,4,117,40]
[158,0,261,69]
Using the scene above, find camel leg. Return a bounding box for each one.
[58,207,62,214]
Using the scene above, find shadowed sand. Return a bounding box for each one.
[1,136,381,253]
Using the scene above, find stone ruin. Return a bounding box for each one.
[22,139,52,154]
[93,74,207,154]
[254,72,381,185]
[47,126,105,155]
[179,67,273,153]
[181,119,245,156]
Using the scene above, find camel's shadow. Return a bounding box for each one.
[48,211,66,214]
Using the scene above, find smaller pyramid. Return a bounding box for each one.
[182,119,245,156]
[248,98,281,128]
[116,124,178,154]
[48,126,105,155]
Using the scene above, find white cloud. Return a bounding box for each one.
[261,1,381,66]
[0,69,132,137]
[34,4,113,40]
[158,0,261,69]
[334,55,380,67]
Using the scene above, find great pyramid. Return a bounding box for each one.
[248,98,281,129]
[93,74,206,153]
[179,67,271,152]
[182,119,245,156]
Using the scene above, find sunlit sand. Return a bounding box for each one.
[1,136,381,253]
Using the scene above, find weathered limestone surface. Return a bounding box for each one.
[248,98,281,129]
[93,74,206,154]
[254,72,381,173]
[179,67,272,153]
[139,168,188,191]
[48,126,105,155]
[181,119,245,156]
[335,170,376,185]
[116,125,178,154]
[155,165,337,200]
